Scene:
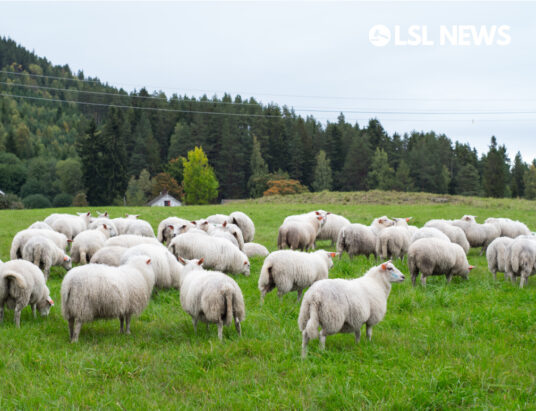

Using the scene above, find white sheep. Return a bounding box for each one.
[485,217,531,238]
[375,218,413,260]
[168,232,250,276]
[258,250,336,302]
[336,217,394,260]
[122,219,155,238]
[45,212,91,239]
[424,220,470,254]
[157,217,194,244]
[408,238,474,286]
[21,236,71,280]
[90,246,128,266]
[206,214,229,224]
[504,237,536,288]
[278,212,326,251]
[228,211,255,243]
[104,235,161,248]
[410,227,450,244]
[0,259,54,327]
[11,229,69,260]
[178,257,246,340]
[243,242,269,258]
[450,215,500,255]
[208,221,244,250]
[120,244,182,289]
[61,255,155,342]
[298,261,405,358]
[28,221,53,231]
[71,223,114,264]
[88,218,118,237]
[486,237,515,280]
[316,212,351,245]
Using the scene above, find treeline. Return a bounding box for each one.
[0,36,535,208]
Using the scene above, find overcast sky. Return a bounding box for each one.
[1,1,535,162]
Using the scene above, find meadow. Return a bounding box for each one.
[0,194,535,409]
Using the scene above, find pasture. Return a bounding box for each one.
[0,196,535,409]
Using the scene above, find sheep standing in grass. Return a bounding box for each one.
[90,246,128,266]
[104,235,161,248]
[336,217,394,259]
[0,259,54,327]
[28,221,53,231]
[228,211,255,242]
[410,227,450,244]
[21,236,72,280]
[450,215,500,255]
[208,221,245,250]
[71,224,114,264]
[317,213,351,245]
[206,214,229,224]
[61,256,155,342]
[375,217,413,260]
[157,217,194,244]
[168,232,250,276]
[486,237,515,280]
[298,261,405,358]
[45,212,91,240]
[424,220,470,254]
[258,250,336,302]
[407,238,473,286]
[88,218,118,237]
[11,229,69,260]
[278,212,326,251]
[243,242,269,258]
[178,257,246,340]
[485,217,531,238]
[504,237,536,288]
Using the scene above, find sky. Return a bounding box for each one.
[0,1,535,161]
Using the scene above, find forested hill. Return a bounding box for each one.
[0,37,534,207]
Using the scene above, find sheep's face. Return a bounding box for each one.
[241,260,251,276]
[62,255,72,270]
[380,261,405,283]
[376,216,395,228]
[37,297,54,316]
[325,252,337,269]
[462,215,476,223]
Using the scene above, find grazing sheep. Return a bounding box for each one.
[45,212,91,239]
[110,215,148,235]
[11,229,69,260]
[317,213,351,245]
[193,219,211,232]
[71,224,114,264]
[424,220,470,254]
[375,219,414,260]
[61,256,155,342]
[104,235,161,248]
[157,217,194,244]
[178,257,246,340]
[408,238,474,286]
[0,259,54,327]
[410,227,450,244]
[298,261,405,358]
[122,219,155,238]
[120,244,182,289]
[336,217,394,259]
[504,237,536,288]
[28,221,53,231]
[209,221,245,250]
[168,232,250,276]
[90,246,128,266]
[258,250,335,302]
[485,217,531,238]
[278,212,325,251]
[88,218,118,237]
[243,242,269,258]
[206,214,229,224]
[450,215,501,255]
[228,211,255,243]
[21,236,72,280]
[486,237,515,280]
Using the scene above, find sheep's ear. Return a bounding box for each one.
[223,221,227,227]
[146,258,151,265]
[191,221,197,225]
[47,297,54,306]
[64,256,70,262]
[198,258,204,265]
[327,212,331,215]
[178,257,186,265]
[329,252,336,258]
[381,262,388,271]
[104,211,108,217]
[406,217,412,222]
[103,224,107,230]
[317,216,323,221]
[378,218,384,223]
[243,261,248,265]
[468,265,475,271]
[315,211,320,215]
[67,239,73,243]
[168,224,174,230]
[87,212,91,217]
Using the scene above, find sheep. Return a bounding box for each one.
[193,219,211,232]
[258,250,336,302]
[71,224,114,264]
[157,217,194,244]
[410,227,450,244]
[90,246,128,266]
[208,221,245,250]
[45,212,91,239]
[228,211,255,243]
[28,221,53,231]
[504,237,536,288]
[177,257,246,340]
[424,220,470,254]
[168,232,250,276]
[336,217,394,259]
[407,238,474,286]
[0,259,54,327]
[21,236,72,280]
[120,244,182,289]
[243,242,269,258]
[375,218,414,260]
[122,219,155,238]
[486,237,515,280]
[485,217,531,238]
[88,218,118,237]
[206,214,229,224]
[316,212,351,245]
[450,215,501,255]
[11,229,69,260]
[61,255,155,342]
[298,261,405,358]
[104,235,161,248]
[278,212,325,251]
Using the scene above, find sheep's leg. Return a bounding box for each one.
[277,290,284,300]
[446,274,453,284]
[411,273,418,287]
[354,328,361,343]
[492,270,497,281]
[192,318,198,334]
[0,305,4,323]
[259,291,266,305]
[479,247,486,256]
[297,289,303,302]
[32,304,37,318]
[510,274,516,285]
[420,275,427,287]
[301,333,309,359]
[366,324,373,341]
[68,318,74,340]
[119,316,124,333]
[71,319,82,343]
[206,323,209,332]
[125,315,132,334]
[235,318,242,336]
[520,276,526,289]
[14,303,23,328]
[319,331,326,350]
[217,321,223,341]
[45,267,50,281]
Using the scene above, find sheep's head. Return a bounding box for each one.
[462,215,477,223]
[178,257,205,273]
[380,260,405,283]
[62,255,72,270]
[242,260,251,276]
[37,296,54,316]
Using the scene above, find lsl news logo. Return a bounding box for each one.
[369,24,511,47]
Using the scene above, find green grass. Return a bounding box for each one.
[1,196,536,409]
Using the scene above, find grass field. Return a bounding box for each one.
[1,194,536,409]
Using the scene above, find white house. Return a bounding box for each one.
[147,191,182,207]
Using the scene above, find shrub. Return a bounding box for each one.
[263,179,309,196]
[0,193,24,209]
[72,192,89,206]
[53,193,74,207]
[23,194,51,209]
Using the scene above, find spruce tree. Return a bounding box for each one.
[456,164,481,196]
[248,136,269,198]
[368,148,394,190]
[340,134,372,191]
[483,136,509,198]
[511,152,527,198]
[393,160,414,192]
[311,150,332,192]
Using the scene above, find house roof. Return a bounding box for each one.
[146,191,181,206]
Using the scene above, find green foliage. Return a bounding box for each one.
[22,193,51,209]
[182,147,219,204]
[368,148,395,190]
[456,164,481,196]
[524,162,536,200]
[163,157,184,184]
[248,136,269,198]
[0,193,24,209]
[311,150,332,192]
[126,169,153,206]
[56,157,84,195]
[0,152,27,193]
[151,172,183,199]
[393,160,414,192]
[483,136,510,198]
[52,193,73,207]
[72,191,88,206]
[511,152,527,198]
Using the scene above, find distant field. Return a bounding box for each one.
[1,195,535,409]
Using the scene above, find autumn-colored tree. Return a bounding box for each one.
[151,172,183,199]
[263,179,309,196]
[181,147,219,204]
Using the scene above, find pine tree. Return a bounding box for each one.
[248,136,269,198]
[368,148,394,190]
[311,150,332,192]
[392,160,414,192]
[483,136,509,198]
[456,164,481,196]
[524,162,536,200]
[511,152,527,198]
[76,119,102,204]
[182,147,219,205]
[340,134,372,191]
